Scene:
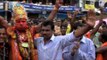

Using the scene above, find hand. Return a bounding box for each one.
[71,41,80,56]
[67,11,72,19]
[67,10,79,19]
[55,0,63,8]
[56,0,63,5]
[7,26,16,38]
[85,10,96,28]
[73,10,80,16]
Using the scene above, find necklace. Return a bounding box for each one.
[15,29,34,59]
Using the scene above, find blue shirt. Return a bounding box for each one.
[34,32,77,60]
[63,36,96,60]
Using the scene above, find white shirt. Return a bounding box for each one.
[34,32,78,60]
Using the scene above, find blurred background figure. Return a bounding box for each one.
[0,26,9,60]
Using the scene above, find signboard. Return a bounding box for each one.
[20,3,79,11]
[7,2,81,14]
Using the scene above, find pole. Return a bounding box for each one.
[4,1,8,21]
[46,0,48,4]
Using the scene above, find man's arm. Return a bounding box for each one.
[90,8,104,39]
[61,10,96,48]
[90,19,103,39]
[74,10,96,37]
[72,39,95,60]
[63,38,95,60]
[73,48,95,60]
[96,46,107,54]
[67,10,78,32]
[47,0,62,20]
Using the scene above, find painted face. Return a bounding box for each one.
[41,25,53,40]
[15,18,28,31]
[0,28,6,41]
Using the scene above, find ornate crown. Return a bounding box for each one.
[12,3,28,21]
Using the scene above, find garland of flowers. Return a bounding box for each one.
[11,29,35,60]
[26,29,35,60]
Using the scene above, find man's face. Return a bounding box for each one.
[56,21,61,26]
[98,33,103,43]
[61,26,67,35]
[15,18,28,31]
[41,25,53,40]
[0,28,6,41]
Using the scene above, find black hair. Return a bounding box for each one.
[32,19,39,25]
[41,20,54,31]
[101,30,107,41]
[102,21,106,25]
[73,21,84,30]
[102,21,107,28]
[61,24,67,29]
[0,26,3,28]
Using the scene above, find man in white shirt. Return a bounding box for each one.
[34,7,96,60]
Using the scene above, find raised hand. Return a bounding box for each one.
[47,0,63,20]
[74,10,80,16]
[7,26,16,38]
[56,0,63,5]
[85,10,96,28]
[54,0,63,10]
[67,11,72,19]
[67,10,79,20]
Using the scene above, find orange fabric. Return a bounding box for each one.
[9,38,38,60]
[85,32,91,38]
[96,42,107,60]
[8,27,37,60]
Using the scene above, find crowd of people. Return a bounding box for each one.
[0,0,107,60]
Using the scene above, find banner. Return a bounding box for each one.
[20,3,80,11]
